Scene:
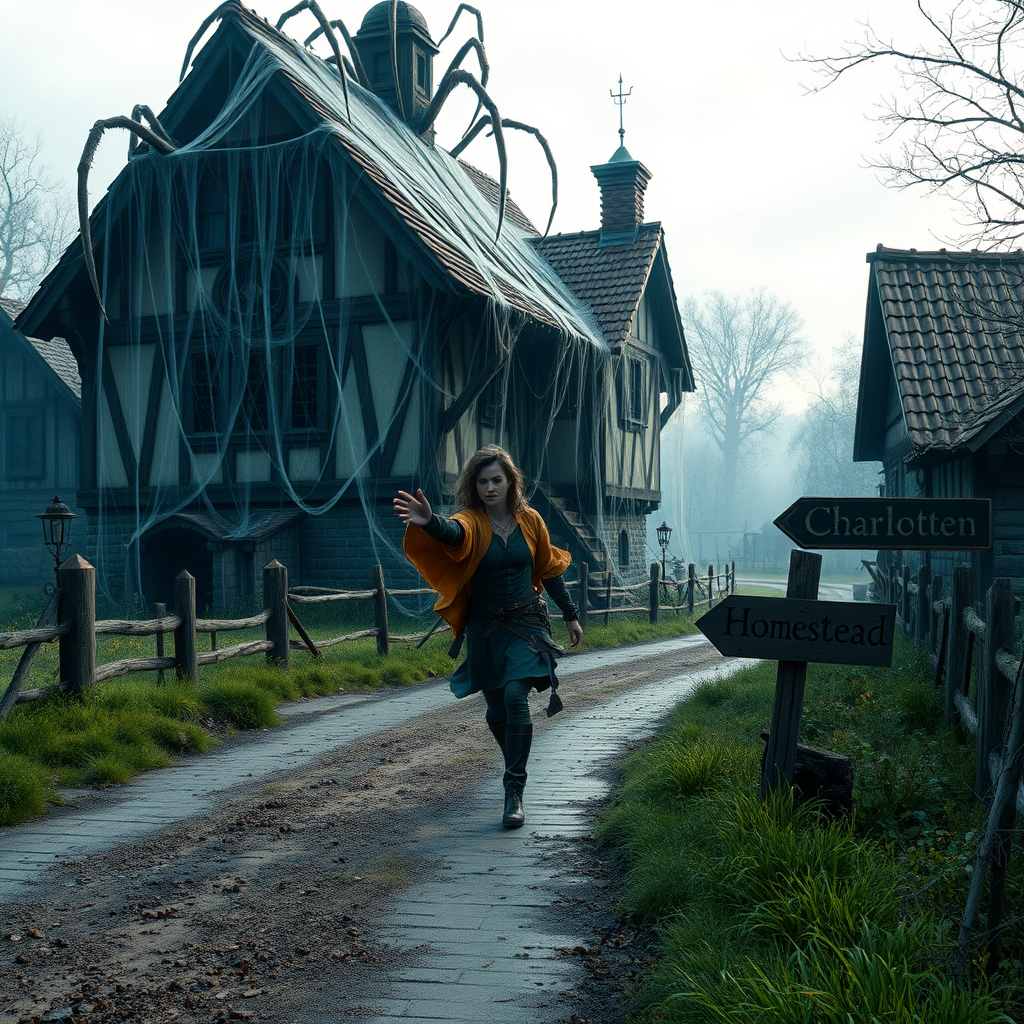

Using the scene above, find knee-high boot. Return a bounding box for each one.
[486,716,507,757]
[502,723,533,829]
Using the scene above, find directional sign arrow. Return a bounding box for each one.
[696,595,896,667]
[774,496,992,551]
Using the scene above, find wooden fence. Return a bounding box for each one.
[1,555,735,720]
[574,560,735,628]
[879,561,1024,974]
[876,563,1024,813]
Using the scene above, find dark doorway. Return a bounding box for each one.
[141,528,214,613]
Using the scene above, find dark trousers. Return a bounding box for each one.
[483,680,540,790]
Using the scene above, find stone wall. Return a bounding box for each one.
[596,504,650,587]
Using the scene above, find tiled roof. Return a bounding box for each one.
[457,161,539,237]
[530,224,663,347]
[0,296,26,319]
[31,337,82,400]
[1,294,81,402]
[870,247,1024,453]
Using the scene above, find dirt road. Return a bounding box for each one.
[0,636,737,1024]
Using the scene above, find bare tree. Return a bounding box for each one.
[682,289,804,529]
[802,0,1024,245]
[791,342,881,498]
[0,114,73,301]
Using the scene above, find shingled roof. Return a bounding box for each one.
[531,224,664,348]
[859,247,1024,461]
[1,295,81,404]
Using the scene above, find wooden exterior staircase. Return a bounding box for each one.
[534,484,610,577]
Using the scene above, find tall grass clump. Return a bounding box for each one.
[199,680,281,730]
[594,634,1019,1022]
[0,750,50,825]
[671,922,1012,1024]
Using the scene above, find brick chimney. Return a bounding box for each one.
[591,145,652,246]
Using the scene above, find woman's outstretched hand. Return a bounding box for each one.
[567,619,583,648]
[394,488,433,527]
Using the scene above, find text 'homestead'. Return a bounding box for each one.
[696,596,896,667]
[774,497,992,551]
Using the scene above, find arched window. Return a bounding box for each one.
[618,529,629,568]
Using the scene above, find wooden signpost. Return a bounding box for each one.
[774,496,993,551]
[697,595,895,667]
[699,494,990,800]
[697,548,897,798]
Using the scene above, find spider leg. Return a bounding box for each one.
[450,116,558,236]
[437,3,484,46]
[303,18,369,87]
[446,114,489,159]
[416,70,506,240]
[325,53,359,81]
[389,0,405,121]
[495,119,557,236]
[437,38,489,136]
[78,116,178,320]
[128,104,177,158]
[277,0,350,117]
[179,1,237,81]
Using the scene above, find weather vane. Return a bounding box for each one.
[610,74,633,148]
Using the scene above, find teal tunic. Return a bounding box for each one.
[449,525,552,699]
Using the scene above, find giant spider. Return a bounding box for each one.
[78,1,558,316]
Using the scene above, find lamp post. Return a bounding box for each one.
[656,521,672,587]
[36,496,78,578]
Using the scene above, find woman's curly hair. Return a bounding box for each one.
[455,445,530,514]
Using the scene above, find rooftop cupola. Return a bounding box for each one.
[591,76,652,245]
[353,1,439,125]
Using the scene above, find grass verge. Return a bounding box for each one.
[593,635,1024,1022]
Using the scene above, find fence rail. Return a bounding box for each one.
[1,554,736,722]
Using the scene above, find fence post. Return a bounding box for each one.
[263,560,291,669]
[761,549,822,798]
[373,563,390,657]
[604,571,613,626]
[154,601,166,684]
[900,565,911,633]
[649,563,660,625]
[174,570,198,684]
[946,566,974,723]
[731,560,736,593]
[929,574,943,657]
[578,560,588,630]
[57,554,96,695]
[708,565,714,609]
[915,564,930,644]
[687,563,695,616]
[979,578,1014,799]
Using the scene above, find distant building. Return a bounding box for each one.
[854,246,1024,597]
[16,1,692,609]
[0,297,81,585]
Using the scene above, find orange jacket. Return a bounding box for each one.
[403,506,571,638]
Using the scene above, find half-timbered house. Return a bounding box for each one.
[0,297,81,583]
[855,245,1024,597]
[15,1,691,609]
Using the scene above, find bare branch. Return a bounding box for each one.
[799,0,1024,243]
[0,115,73,301]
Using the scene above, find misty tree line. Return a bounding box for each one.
[0,115,73,301]
[657,290,880,573]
